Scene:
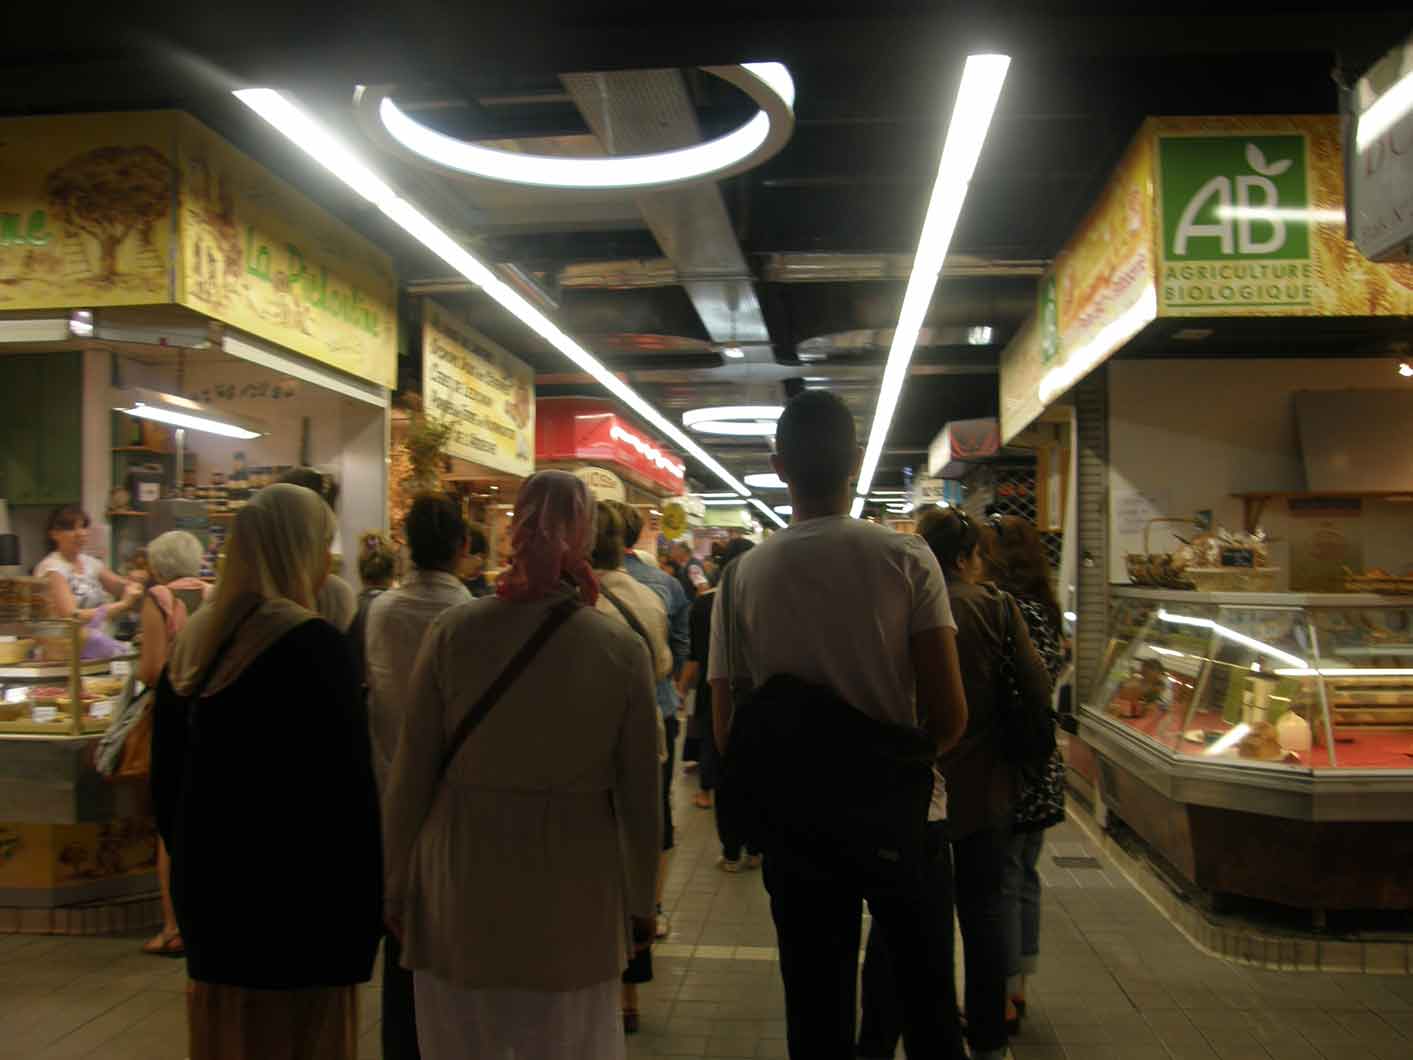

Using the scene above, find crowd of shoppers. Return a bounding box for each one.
[133,387,1070,1060]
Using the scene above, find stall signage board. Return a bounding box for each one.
[422,300,535,478]
[1154,116,1413,317]
[0,112,399,389]
[175,117,398,388]
[0,112,177,310]
[1001,114,1413,443]
[574,466,626,503]
[1348,38,1413,262]
[536,398,686,496]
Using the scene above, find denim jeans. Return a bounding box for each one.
[767,825,965,1060]
[952,824,1011,1058]
[1003,828,1045,980]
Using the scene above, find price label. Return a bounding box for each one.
[4,687,28,704]
[110,660,133,678]
[90,700,115,720]
[31,705,58,724]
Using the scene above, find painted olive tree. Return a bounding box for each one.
[45,146,172,282]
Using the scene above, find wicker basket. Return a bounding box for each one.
[1125,518,1200,588]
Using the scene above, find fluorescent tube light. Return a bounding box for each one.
[773,505,793,515]
[855,54,1010,501]
[1156,609,1307,669]
[850,497,866,519]
[722,346,746,359]
[235,88,751,498]
[114,388,267,440]
[749,497,788,528]
[1356,66,1413,152]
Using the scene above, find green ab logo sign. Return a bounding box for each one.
[1161,135,1309,260]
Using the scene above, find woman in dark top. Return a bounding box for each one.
[988,515,1067,1032]
[152,483,382,1060]
[861,508,1050,1060]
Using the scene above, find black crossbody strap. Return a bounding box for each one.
[184,599,270,740]
[436,596,579,780]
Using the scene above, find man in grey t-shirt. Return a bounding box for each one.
[709,390,969,1059]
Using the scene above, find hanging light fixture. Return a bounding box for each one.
[113,388,268,440]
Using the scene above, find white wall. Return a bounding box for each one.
[1108,358,1413,586]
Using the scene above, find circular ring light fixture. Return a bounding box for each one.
[354,63,795,192]
[744,473,788,491]
[682,405,783,437]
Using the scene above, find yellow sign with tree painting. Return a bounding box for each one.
[0,111,397,389]
[422,300,535,478]
[174,116,397,387]
[0,112,176,308]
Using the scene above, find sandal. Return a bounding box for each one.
[141,929,185,958]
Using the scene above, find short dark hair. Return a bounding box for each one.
[45,505,90,551]
[405,493,467,571]
[278,467,340,510]
[466,523,488,558]
[775,390,857,499]
[591,501,625,571]
[917,507,980,572]
[616,503,645,547]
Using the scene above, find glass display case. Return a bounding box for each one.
[1091,590,1413,772]
[0,619,131,738]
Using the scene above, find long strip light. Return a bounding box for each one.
[1156,609,1307,669]
[114,388,267,440]
[748,497,788,528]
[853,54,1011,507]
[234,88,752,498]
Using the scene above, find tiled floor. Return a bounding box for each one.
[2,752,1412,1059]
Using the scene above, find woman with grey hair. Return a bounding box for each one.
[138,531,210,958]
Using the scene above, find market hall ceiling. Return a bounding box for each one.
[2,3,1406,490]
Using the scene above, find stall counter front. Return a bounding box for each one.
[1077,587,1413,912]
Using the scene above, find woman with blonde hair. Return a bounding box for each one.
[382,470,660,1060]
[152,483,382,1060]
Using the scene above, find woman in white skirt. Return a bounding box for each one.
[382,470,661,1060]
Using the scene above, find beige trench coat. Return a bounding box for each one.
[382,589,661,991]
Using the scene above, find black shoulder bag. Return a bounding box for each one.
[995,591,1058,773]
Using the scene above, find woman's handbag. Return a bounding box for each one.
[995,592,1057,773]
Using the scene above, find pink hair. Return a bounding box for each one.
[496,470,599,605]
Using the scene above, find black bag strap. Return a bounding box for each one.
[436,595,580,781]
[599,586,653,653]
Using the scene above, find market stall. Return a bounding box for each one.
[998,114,1413,913]
[0,110,396,927]
[535,396,687,556]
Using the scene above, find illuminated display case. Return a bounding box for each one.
[0,620,130,737]
[1077,589,1413,912]
[1092,591,1413,772]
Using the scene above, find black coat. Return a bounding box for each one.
[151,618,383,988]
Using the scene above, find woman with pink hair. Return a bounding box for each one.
[382,470,661,1059]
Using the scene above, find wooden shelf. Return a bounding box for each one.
[112,446,172,455]
[1232,491,1413,534]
